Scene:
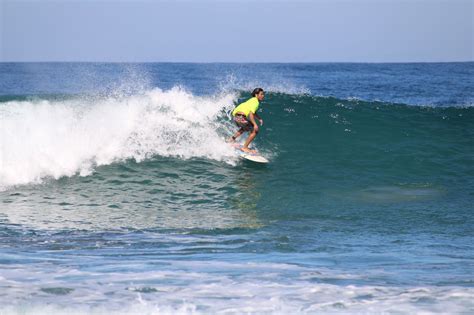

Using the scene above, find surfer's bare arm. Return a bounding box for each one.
[248,112,259,132]
[254,113,263,126]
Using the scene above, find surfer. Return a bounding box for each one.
[228,88,265,153]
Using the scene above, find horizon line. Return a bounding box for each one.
[1,60,473,64]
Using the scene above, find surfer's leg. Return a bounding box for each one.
[227,128,245,142]
[242,129,258,152]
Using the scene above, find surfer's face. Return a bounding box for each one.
[257,91,265,101]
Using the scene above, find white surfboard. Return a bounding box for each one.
[230,143,269,164]
[239,151,269,163]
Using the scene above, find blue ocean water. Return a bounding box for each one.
[0,62,473,314]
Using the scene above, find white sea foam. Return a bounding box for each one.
[0,87,239,190]
[219,73,311,95]
[0,260,472,315]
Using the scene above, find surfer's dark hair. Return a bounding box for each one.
[252,88,264,97]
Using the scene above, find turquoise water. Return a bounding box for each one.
[0,63,473,314]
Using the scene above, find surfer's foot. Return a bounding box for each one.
[226,137,235,143]
[241,147,257,154]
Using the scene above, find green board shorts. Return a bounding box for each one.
[234,114,254,131]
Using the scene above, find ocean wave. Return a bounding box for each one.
[0,87,239,189]
[1,90,472,190]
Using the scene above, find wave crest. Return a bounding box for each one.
[0,87,238,189]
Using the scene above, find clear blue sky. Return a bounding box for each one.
[1,0,472,62]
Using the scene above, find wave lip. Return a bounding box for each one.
[0,87,237,190]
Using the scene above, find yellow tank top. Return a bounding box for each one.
[232,97,260,116]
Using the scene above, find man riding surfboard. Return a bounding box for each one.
[228,88,265,153]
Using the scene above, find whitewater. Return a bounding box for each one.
[0,88,241,189]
